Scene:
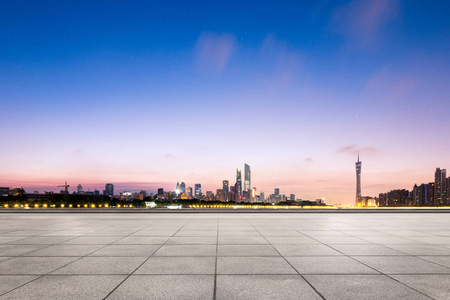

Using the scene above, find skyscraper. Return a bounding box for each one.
[195,184,202,197]
[157,188,164,195]
[244,163,251,192]
[435,168,447,205]
[236,168,242,196]
[77,184,83,194]
[355,153,362,205]
[180,182,186,194]
[104,183,114,197]
[223,180,229,201]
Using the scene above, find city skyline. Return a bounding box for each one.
[2,1,450,205]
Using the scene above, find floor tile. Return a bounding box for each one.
[154,245,216,256]
[287,256,379,274]
[216,275,322,300]
[218,245,279,256]
[353,256,450,274]
[52,257,146,274]
[106,275,214,300]
[0,275,38,295]
[217,257,297,274]
[391,274,450,300]
[0,275,125,300]
[0,257,79,274]
[89,244,159,257]
[135,256,216,274]
[305,275,431,300]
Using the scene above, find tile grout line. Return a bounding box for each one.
[287,223,436,300]
[213,216,220,300]
[101,217,192,300]
[0,220,162,298]
[0,220,129,297]
[247,217,327,300]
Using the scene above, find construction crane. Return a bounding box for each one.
[57,181,70,194]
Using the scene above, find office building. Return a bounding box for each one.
[244,163,251,192]
[195,184,202,197]
[223,180,229,201]
[187,187,193,198]
[157,188,164,195]
[77,184,83,194]
[180,182,186,194]
[435,168,447,205]
[274,188,280,196]
[236,169,242,196]
[104,183,114,197]
[290,194,295,201]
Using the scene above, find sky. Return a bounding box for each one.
[1,0,450,204]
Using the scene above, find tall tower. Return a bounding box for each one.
[236,168,242,196]
[244,164,251,192]
[435,168,447,205]
[355,153,362,205]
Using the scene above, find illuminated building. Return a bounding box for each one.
[427,182,435,205]
[236,169,242,196]
[223,180,229,201]
[195,184,202,197]
[435,168,447,205]
[187,187,193,198]
[260,191,265,202]
[244,164,251,192]
[180,182,186,194]
[355,153,362,205]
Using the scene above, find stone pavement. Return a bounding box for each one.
[1,212,450,299]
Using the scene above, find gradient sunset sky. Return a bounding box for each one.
[1,0,450,204]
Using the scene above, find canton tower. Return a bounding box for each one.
[355,153,362,205]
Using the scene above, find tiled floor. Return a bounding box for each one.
[1,213,450,299]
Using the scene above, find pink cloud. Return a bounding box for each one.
[195,33,236,73]
[338,145,380,156]
[333,0,399,45]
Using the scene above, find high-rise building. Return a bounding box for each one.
[216,189,226,202]
[77,184,83,194]
[260,191,265,202]
[427,182,435,205]
[244,164,251,192]
[435,168,447,205]
[223,180,229,201]
[236,169,242,196]
[274,188,280,195]
[355,153,362,205]
[104,183,114,197]
[175,181,181,196]
[446,177,450,204]
[290,194,295,201]
[187,187,193,198]
[195,184,202,197]
[180,182,186,194]
[157,188,164,195]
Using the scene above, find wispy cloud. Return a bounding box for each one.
[194,32,236,73]
[260,34,303,86]
[338,145,379,156]
[333,0,399,46]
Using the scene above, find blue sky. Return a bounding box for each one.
[1,0,450,204]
